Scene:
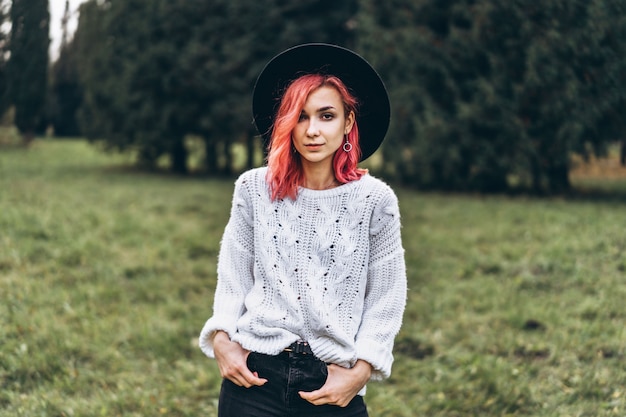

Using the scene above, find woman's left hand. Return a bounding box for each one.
[298,360,372,407]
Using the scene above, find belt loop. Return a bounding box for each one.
[294,341,307,354]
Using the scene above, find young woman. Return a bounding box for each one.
[199,43,407,417]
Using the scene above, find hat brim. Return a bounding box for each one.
[252,43,390,162]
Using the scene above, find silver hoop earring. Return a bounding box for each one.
[343,136,353,153]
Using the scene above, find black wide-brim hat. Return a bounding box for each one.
[252,43,390,162]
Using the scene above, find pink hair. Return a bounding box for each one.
[266,74,366,201]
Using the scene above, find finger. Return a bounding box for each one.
[229,374,263,388]
[298,390,328,405]
[240,368,268,388]
[222,365,264,388]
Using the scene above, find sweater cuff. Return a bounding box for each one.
[198,317,237,358]
[355,339,393,381]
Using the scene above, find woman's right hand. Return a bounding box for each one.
[212,331,268,388]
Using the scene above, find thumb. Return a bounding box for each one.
[299,389,331,406]
[298,389,321,401]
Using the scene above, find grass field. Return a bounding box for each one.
[1,139,625,416]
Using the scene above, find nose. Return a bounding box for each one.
[306,119,320,137]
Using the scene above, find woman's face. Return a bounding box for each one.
[292,86,355,168]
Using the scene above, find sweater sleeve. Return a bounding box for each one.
[355,188,407,380]
[199,175,255,358]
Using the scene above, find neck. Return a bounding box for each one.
[301,161,337,190]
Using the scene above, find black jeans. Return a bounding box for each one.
[218,351,369,417]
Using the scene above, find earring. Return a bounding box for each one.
[342,135,352,153]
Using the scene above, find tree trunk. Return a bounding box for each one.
[21,130,35,147]
[547,161,570,193]
[170,139,188,174]
[530,155,543,194]
[621,139,626,166]
[220,139,233,176]
[246,127,256,169]
[204,139,218,175]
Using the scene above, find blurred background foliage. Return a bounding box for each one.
[2,0,626,193]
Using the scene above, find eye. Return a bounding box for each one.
[321,113,335,120]
[298,113,308,122]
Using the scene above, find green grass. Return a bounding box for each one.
[1,139,625,416]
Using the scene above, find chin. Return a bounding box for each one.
[301,155,333,164]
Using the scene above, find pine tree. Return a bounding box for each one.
[0,0,11,117]
[49,0,82,137]
[9,0,49,144]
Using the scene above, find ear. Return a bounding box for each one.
[344,110,355,134]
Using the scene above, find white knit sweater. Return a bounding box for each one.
[199,167,406,381]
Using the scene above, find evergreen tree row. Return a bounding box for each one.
[71,0,357,174]
[8,0,626,193]
[358,0,626,192]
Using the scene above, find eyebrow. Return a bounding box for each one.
[300,105,337,116]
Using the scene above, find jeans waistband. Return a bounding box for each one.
[282,341,314,355]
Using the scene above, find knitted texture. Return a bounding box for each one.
[199,167,406,380]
